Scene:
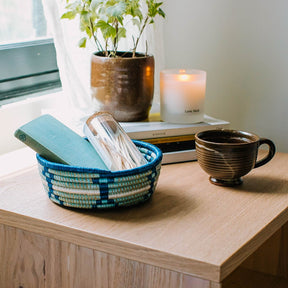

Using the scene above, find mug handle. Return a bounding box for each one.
[254,138,276,168]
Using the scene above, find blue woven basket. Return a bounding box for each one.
[37,140,162,209]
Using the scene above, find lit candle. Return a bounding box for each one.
[160,69,206,123]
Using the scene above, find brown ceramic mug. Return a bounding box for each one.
[195,129,276,186]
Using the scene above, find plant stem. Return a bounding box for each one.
[89,18,104,52]
[133,15,149,57]
[113,19,119,55]
[105,40,108,57]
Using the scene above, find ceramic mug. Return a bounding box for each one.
[195,129,276,186]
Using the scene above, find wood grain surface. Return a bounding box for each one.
[0,224,215,288]
[0,152,288,283]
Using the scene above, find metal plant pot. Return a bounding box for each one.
[91,52,155,122]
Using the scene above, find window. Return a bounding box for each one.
[0,0,61,103]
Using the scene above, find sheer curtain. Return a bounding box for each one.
[42,0,165,122]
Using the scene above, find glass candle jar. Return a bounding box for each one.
[160,69,206,124]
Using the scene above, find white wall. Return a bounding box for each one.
[162,0,288,152]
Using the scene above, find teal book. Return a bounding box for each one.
[14,114,108,170]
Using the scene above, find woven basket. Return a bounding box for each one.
[37,140,162,209]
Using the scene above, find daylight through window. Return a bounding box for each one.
[0,0,61,103]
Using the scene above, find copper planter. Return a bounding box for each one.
[91,52,154,122]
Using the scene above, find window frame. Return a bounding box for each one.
[0,38,61,103]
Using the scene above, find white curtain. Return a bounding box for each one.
[42,0,165,120]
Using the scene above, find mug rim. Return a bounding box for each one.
[195,129,260,145]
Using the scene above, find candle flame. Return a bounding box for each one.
[176,70,200,82]
[178,74,189,81]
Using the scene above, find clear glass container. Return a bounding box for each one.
[84,112,147,171]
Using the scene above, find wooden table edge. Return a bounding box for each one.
[220,206,288,281]
[0,209,221,282]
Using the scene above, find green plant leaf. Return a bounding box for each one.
[117,16,124,26]
[131,18,141,30]
[80,11,91,26]
[158,8,165,18]
[154,2,163,9]
[78,37,87,48]
[134,8,143,21]
[91,0,103,10]
[127,1,142,20]
[61,11,77,20]
[147,0,164,17]
[85,25,93,38]
[61,0,165,56]
[95,20,116,39]
[117,27,126,39]
[106,2,127,18]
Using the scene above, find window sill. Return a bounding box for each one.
[0,88,90,178]
[0,147,37,179]
[0,89,66,178]
[0,89,63,156]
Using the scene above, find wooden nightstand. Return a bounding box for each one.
[0,152,288,287]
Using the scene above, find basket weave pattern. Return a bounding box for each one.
[37,140,162,209]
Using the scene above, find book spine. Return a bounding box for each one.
[14,129,68,165]
[126,122,230,140]
[162,149,197,164]
[141,134,195,145]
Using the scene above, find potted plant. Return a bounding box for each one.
[61,0,165,121]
